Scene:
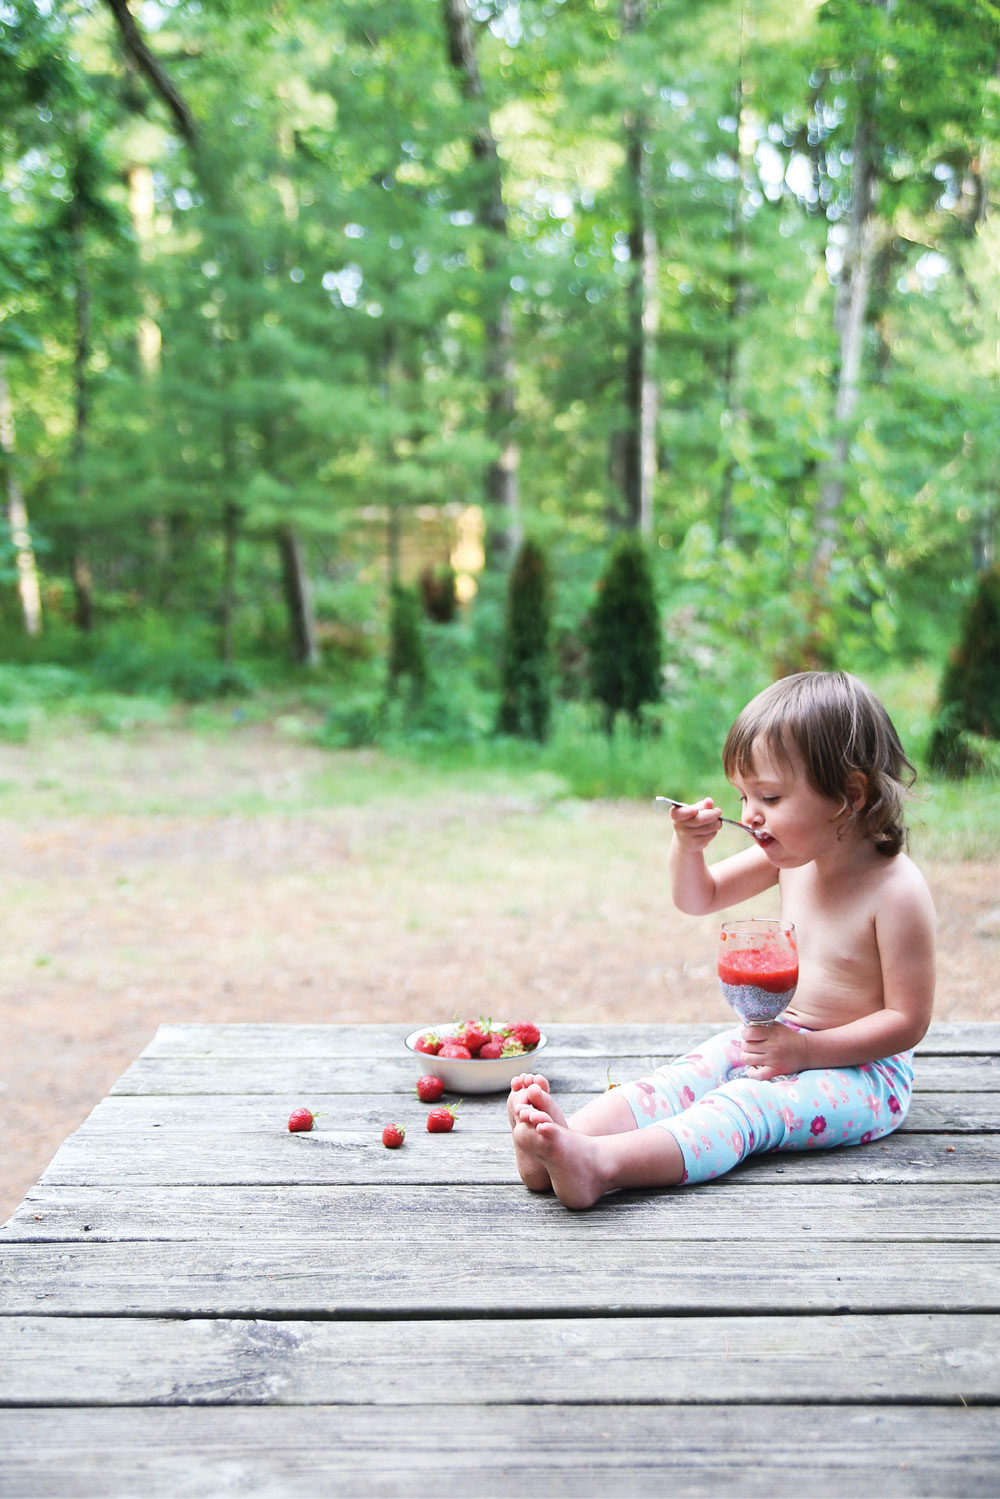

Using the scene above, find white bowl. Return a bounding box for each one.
[404,1026,548,1095]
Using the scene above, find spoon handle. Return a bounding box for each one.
[655,796,756,836]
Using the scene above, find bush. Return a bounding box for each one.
[496,538,553,742]
[386,583,429,709]
[587,535,662,735]
[91,622,257,702]
[928,564,1000,775]
[419,564,459,623]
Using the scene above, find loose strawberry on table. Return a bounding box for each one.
[426,1102,461,1133]
[381,1123,406,1148]
[287,1107,316,1133]
[416,1074,446,1103]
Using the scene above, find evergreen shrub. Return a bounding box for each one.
[496,538,553,742]
[419,564,459,623]
[386,583,429,709]
[587,535,662,735]
[927,564,1000,775]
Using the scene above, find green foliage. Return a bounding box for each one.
[386,583,428,709]
[587,536,662,735]
[89,619,258,702]
[928,566,1000,776]
[496,538,553,742]
[419,564,459,624]
[2,0,999,725]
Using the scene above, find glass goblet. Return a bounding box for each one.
[718,919,798,1073]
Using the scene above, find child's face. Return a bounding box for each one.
[729,739,853,867]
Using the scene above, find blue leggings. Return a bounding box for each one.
[618,1025,913,1186]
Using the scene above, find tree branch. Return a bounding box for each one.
[102,0,199,150]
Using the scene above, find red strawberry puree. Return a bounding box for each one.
[718,944,798,1024]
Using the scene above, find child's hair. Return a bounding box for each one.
[722,671,915,857]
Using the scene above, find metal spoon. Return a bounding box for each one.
[655,796,759,838]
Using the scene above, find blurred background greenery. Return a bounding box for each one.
[1,0,998,833]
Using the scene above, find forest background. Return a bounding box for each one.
[2,0,1000,1217]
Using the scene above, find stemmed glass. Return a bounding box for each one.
[718,918,798,1033]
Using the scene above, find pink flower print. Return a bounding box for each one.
[780,1107,803,1131]
[679,1085,696,1108]
[888,1095,901,1115]
[688,1054,714,1079]
[860,1130,874,1144]
[636,1082,659,1120]
[729,1130,743,1155]
[810,1115,827,1137]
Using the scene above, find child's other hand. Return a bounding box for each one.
[669,798,723,849]
[740,1023,809,1080]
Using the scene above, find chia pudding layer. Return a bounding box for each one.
[720,980,796,1025]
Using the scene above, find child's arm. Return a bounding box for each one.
[743,869,936,1077]
[669,799,777,915]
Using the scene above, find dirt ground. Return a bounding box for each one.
[2,724,998,1223]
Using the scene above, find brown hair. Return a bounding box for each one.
[722,671,914,857]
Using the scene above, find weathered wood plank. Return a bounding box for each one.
[78,1088,1000,1134]
[5,1181,996,1245]
[106,1052,1000,1096]
[1,1405,998,1498]
[2,1240,998,1317]
[2,1313,998,1407]
[139,1020,1000,1059]
[33,1127,1000,1190]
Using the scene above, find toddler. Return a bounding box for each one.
[508,670,936,1208]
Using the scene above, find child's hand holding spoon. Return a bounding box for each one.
[656,796,759,839]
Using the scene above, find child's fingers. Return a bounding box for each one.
[670,799,722,838]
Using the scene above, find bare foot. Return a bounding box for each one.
[507,1074,563,1192]
[512,1109,608,1210]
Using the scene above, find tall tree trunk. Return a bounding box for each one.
[127,163,162,378]
[621,0,658,539]
[269,118,319,668]
[717,13,749,545]
[220,500,239,668]
[812,104,878,603]
[277,524,320,667]
[70,172,94,633]
[441,0,520,565]
[127,161,170,600]
[0,359,43,636]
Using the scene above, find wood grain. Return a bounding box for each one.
[7,1020,1000,1499]
[1,1405,999,1498]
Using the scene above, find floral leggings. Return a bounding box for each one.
[618,1024,913,1186]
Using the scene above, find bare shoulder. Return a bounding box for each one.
[873,852,936,929]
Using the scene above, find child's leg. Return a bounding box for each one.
[615,1027,745,1129]
[511,1102,684,1209]
[507,1072,639,1192]
[509,1037,743,1199]
[659,1051,915,1186]
[512,1048,914,1204]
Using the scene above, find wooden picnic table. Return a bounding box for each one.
[2,1021,999,1497]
